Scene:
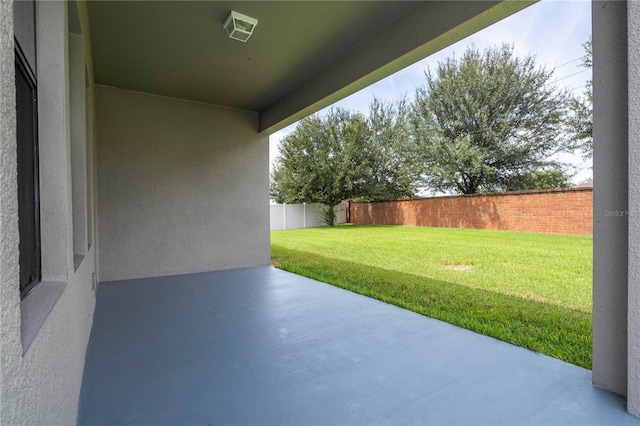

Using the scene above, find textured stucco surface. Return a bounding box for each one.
[1,2,97,424]
[96,85,270,282]
[69,33,88,257]
[592,0,629,397]
[1,0,23,421]
[38,1,70,282]
[628,0,640,417]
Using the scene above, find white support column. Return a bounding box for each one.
[592,0,629,397]
[37,0,71,281]
[627,0,640,416]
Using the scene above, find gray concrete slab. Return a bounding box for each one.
[77,267,639,425]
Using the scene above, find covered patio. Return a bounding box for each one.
[2,1,640,423]
[78,267,636,425]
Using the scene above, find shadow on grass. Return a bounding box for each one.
[271,245,592,369]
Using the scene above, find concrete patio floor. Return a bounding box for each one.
[77,266,639,425]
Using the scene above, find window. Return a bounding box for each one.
[15,45,41,299]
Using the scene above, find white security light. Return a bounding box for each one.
[223,11,258,42]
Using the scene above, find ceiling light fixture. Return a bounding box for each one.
[223,11,258,43]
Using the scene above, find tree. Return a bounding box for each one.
[270,109,373,226]
[568,37,592,158]
[364,98,418,200]
[271,103,418,225]
[505,169,573,191]
[411,44,571,194]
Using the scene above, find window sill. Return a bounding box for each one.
[21,280,66,355]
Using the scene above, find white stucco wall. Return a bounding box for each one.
[627,0,640,417]
[96,85,270,282]
[1,1,97,424]
[0,0,22,419]
[592,0,629,397]
[593,1,640,416]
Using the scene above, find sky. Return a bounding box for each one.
[269,0,593,185]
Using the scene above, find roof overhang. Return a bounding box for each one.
[86,1,536,134]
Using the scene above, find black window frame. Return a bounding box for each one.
[15,41,41,299]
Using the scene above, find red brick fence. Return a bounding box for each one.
[348,187,593,235]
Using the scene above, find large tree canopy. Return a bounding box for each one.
[364,98,418,200]
[411,44,571,194]
[270,105,415,225]
[504,169,572,191]
[567,37,592,158]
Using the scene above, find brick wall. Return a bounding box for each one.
[349,187,593,235]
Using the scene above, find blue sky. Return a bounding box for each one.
[269,0,593,183]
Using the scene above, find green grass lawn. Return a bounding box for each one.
[271,225,593,369]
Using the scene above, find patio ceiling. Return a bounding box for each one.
[86,1,534,133]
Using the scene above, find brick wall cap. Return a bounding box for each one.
[349,186,592,204]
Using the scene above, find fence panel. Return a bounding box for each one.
[270,203,324,230]
[270,202,351,230]
[270,204,285,230]
[334,202,347,225]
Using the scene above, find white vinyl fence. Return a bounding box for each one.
[270,202,348,230]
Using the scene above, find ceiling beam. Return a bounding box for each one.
[259,0,536,134]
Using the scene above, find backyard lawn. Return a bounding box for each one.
[271,225,593,368]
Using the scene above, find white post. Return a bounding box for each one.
[283,203,287,230]
[303,203,307,228]
[592,0,630,402]
[627,0,640,416]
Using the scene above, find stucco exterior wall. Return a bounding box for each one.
[1,1,97,424]
[627,0,640,417]
[0,0,22,420]
[96,85,270,282]
[592,0,630,398]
